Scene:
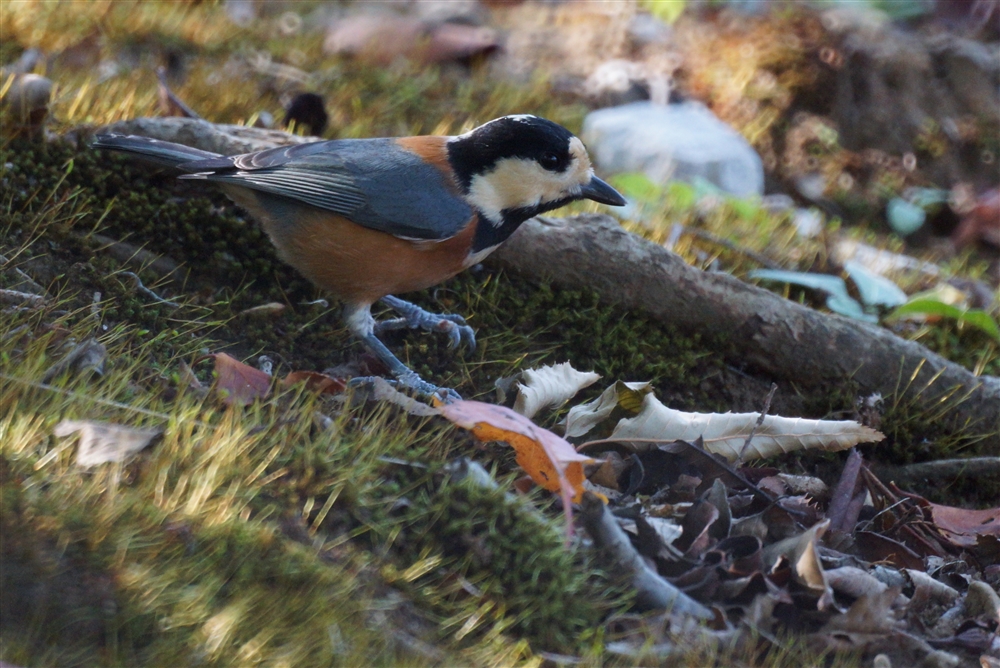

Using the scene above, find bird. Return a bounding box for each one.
[92,115,626,400]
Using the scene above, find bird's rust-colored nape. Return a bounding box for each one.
[395,136,458,189]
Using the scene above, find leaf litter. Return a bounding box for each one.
[125,350,1000,665]
[433,371,998,666]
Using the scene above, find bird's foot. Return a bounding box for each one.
[376,295,476,351]
[349,372,462,404]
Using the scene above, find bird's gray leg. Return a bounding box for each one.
[344,303,461,402]
[375,295,476,352]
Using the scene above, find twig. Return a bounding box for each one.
[578,492,712,618]
[876,457,1000,484]
[1,372,212,429]
[120,271,181,308]
[578,436,783,510]
[682,226,783,270]
[0,253,47,295]
[738,382,777,461]
[0,288,47,305]
[156,66,203,120]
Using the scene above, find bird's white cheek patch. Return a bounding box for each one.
[466,147,594,224]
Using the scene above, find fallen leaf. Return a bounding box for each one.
[324,14,499,66]
[238,302,287,317]
[512,362,600,419]
[927,503,1000,547]
[952,188,1000,249]
[564,381,652,439]
[205,352,271,405]
[40,338,106,383]
[762,519,834,610]
[855,531,925,571]
[282,370,347,395]
[54,419,163,467]
[904,569,959,609]
[607,393,884,462]
[437,400,595,503]
[748,269,876,322]
[843,261,908,309]
[821,586,902,635]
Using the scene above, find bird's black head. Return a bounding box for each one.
[447,115,577,189]
[446,115,625,228]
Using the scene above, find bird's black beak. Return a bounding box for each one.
[579,175,626,206]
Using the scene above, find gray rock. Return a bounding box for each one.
[582,101,764,197]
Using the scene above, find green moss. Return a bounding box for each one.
[379,467,625,651]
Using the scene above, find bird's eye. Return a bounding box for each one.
[539,152,562,171]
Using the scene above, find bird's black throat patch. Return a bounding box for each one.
[469,196,576,254]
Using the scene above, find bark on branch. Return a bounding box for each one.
[490,215,1000,449]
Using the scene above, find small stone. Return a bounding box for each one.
[582,101,764,197]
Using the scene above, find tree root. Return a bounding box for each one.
[490,215,999,450]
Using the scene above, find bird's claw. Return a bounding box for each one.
[376,296,477,352]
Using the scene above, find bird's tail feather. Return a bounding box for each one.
[91,134,222,169]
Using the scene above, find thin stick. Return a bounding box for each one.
[739,382,778,462]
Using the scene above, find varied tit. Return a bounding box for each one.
[93,115,626,400]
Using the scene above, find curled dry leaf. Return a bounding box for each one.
[437,400,595,504]
[55,419,163,467]
[609,393,884,462]
[826,566,909,610]
[904,569,959,609]
[512,362,600,419]
[564,381,653,439]
[762,519,833,610]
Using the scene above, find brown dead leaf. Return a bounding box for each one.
[927,503,1000,547]
[324,14,499,66]
[952,188,1000,249]
[855,531,925,571]
[282,370,347,395]
[203,352,271,406]
[437,400,595,504]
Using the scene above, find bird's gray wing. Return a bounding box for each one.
[177,139,472,241]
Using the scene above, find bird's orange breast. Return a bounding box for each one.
[219,135,477,306]
[276,208,477,304]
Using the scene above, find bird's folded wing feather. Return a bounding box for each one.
[177,138,472,241]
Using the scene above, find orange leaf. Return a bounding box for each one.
[282,370,347,395]
[438,401,594,503]
[205,352,271,406]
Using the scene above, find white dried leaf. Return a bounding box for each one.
[564,380,652,438]
[610,394,884,462]
[644,516,683,547]
[512,362,600,419]
[54,419,163,467]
